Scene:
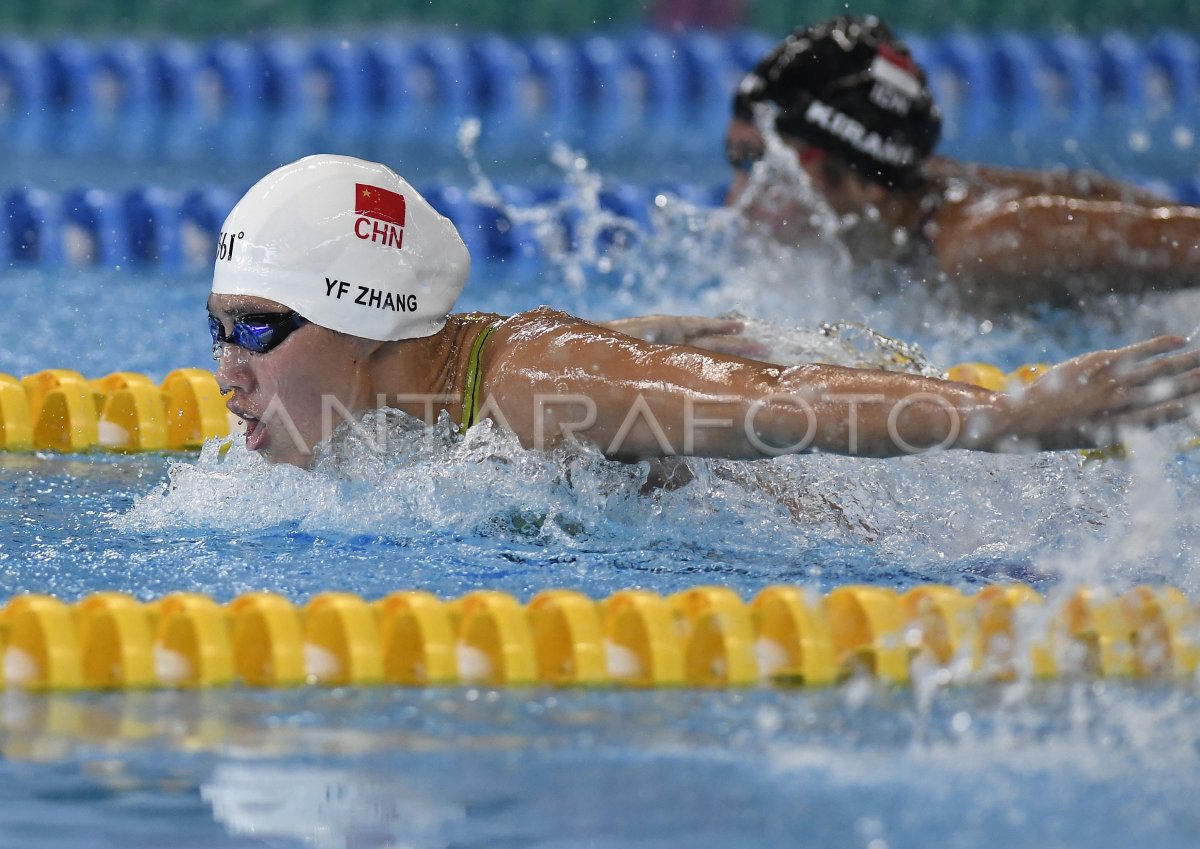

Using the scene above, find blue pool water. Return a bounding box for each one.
[3,26,1200,849]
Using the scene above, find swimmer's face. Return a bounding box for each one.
[208,293,371,468]
[723,119,768,199]
[723,118,879,229]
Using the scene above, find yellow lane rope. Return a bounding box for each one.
[0,584,1194,691]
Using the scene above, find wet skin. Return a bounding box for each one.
[210,295,1200,468]
[723,117,1200,309]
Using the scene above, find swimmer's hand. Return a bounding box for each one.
[601,315,771,359]
[996,336,1200,450]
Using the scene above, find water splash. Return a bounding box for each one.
[113,403,1200,596]
[455,111,863,325]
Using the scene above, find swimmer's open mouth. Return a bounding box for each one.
[227,404,266,451]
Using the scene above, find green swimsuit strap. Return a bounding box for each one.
[459,323,496,431]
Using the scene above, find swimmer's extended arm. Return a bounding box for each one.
[935,197,1200,305]
[483,312,1200,459]
[675,335,1200,457]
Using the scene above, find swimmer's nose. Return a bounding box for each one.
[214,345,251,394]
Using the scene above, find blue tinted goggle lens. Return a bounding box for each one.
[208,311,310,357]
[725,142,764,174]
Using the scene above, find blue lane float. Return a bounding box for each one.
[625,30,685,122]
[524,34,585,126]
[203,37,261,115]
[1147,31,1200,118]
[1038,34,1104,128]
[124,185,183,269]
[1099,31,1152,116]
[679,30,740,121]
[4,188,65,265]
[413,35,477,121]
[477,183,541,268]
[1177,178,1200,206]
[931,32,999,142]
[63,187,128,266]
[0,29,1193,134]
[151,38,204,113]
[0,37,48,114]
[578,34,629,119]
[421,184,487,259]
[44,37,98,115]
[364,35,422,113]
[312,36,371,116]
[258,35,309,113]
[992,33,1046,133]
[469,34,530,119]
[96,38,157,114]
[0,173,1191,269]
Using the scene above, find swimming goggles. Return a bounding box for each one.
[725,141,766,174]
[209,310,310,359]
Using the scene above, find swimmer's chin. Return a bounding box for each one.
[244,425,318,469]
[250,446,317,470]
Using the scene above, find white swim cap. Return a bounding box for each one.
[211,154,470,341]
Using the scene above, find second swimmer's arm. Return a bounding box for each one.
[935,197,1200,301]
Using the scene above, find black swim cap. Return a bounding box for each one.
[734,16,941,189]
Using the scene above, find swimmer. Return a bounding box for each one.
[209,154,1200,468]
[726,15,1200,310]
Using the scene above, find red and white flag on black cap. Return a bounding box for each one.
[870,44,921,99]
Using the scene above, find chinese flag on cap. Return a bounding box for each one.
[356,183,407,227]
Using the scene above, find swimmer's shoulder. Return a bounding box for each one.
[446,307,582,349]
[930,157,1159,205]
[485,306,609,347]
[473,307,632,386]
[467,306,595,370]
[460,307,622,415]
